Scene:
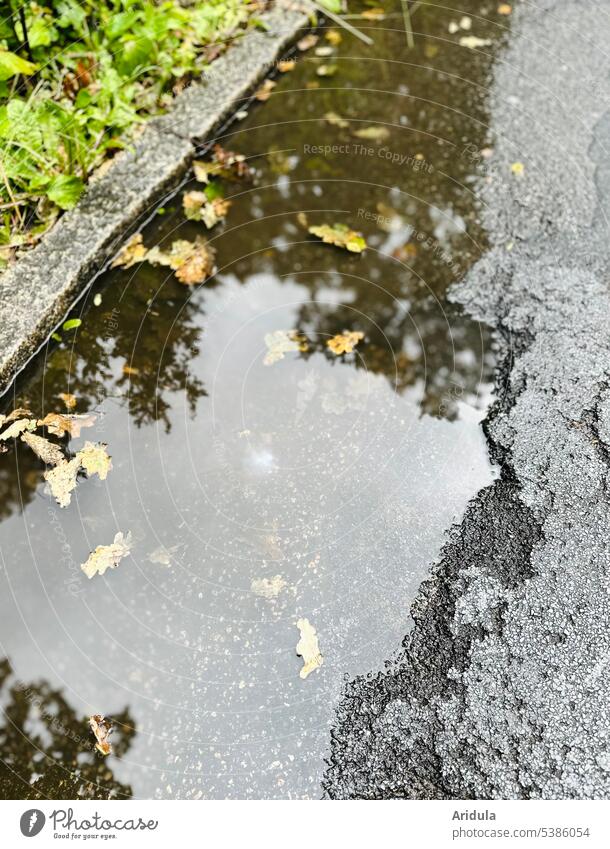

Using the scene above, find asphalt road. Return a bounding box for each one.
[323,0,610,799]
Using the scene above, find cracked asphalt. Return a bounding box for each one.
[323,0,610,799]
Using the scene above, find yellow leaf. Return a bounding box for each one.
[325,29,342,46]
[111,233,147,269]
[38,412,96,438]
[327,331,365,355]
[21,431,65,466]
[44,456,81,508]
[277,59,296,72]
[498,3,512,14]
[78,441,112,481]
[255,79,276,101]
[81,531,132,579]
[0,418,37,440]
[146,238,216,285]
[296,618,323,679]
[352,125,390,142]
[308,223,367,253]
[324,111,349,129]
[511,161,525,176]
[297,34,318,51]
[58,393,77,410]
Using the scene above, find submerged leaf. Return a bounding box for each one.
[352,125,390,141]
[263,330,309,365]
[325,111,349,129]
[21,432,65,466]
[296,618,323,679]
[317,64,338,78]
[297,34,318,51]
[111,233,147,269]
[81,531,132,579]
[459,35,492,48]
[251,575,287,600]
[308,223,366,253]
[89,714,113,756]
[255,78,276,101]
[44,456,81,508]
[327,331,365,355]
[78,442,112,481]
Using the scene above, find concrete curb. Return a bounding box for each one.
[0,1,312,396]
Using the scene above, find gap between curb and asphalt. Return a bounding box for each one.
[0,1,314,396]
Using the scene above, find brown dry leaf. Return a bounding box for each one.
[193,145,250,183]
[78,442,112,481]
[111,233,147,269]
[146,238,216,285]
[81,531,132,579]
[263,330,309,366]
[325,29,342,46]
[352,125,390,142]
[4,408,33,423]
[255,79,276,101]
[297,33,318,51]
[44,456,81,508]
[123,365,140,376]
[324,111,349,129]
[21,432,65,466]
[327,331,365,355]
[58,393,77,410]
[277,59,296,72]
[296,618,323,679]
[0,418,37,440]
[89,715,113,756]
[308,223,367,253]
[38,412,96,438]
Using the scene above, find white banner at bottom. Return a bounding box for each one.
[0,799,608,848]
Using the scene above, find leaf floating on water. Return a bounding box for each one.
[297,33,318,51]
[89,714,113,756]
[146,238,216,285]
[324,111,349,129]
[498,3,512,13]
[194,144,251,183]
[58,393,77,410]
[308,223,367,253]
[255,79,276,101]
[459,35,492,49]
[277,59,296,72]
[79,442,112,481]
[327,331,365,355]
[183,191,231,228]
[111,233,147,269]
[263,330,309,366]
[325,29,342,46]
[44,456,81,508]
[510,161,524,176]
[38,412,96,438]
[81,531,132,579]
[21,432,65,466]
[0,418,37,440]
[296,618,323,679]
[251,575,287,600]
[352,125,390,142]
[315,46,334,57]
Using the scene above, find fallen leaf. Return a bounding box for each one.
[297,34,318,51]
[111,233,147,269]
[459,35,492,49]
[352,125,390,141]
[255,79,276,101]
[325,29,342,46]
[81,531,132,579]
[122,365,140,376]
[193,145,251,183]
[263,330,309,365]
[424,43,439,58]
[3,408,33,423]
[146,238,216,285]
[315,46,334,57]
[498,3,512,14]
[78,442,112,481]
[58,393,77,410]
[308,223,367,253]
[277,59,296,72]
[0,418,37,440]
[251,575,287,599]
[44,456,81,507]
[306,80,320,90]
[89,715,113,756]
[459,15,472,30]
[38,412,96,438]
[183,191,231,228]
[361,8,385,20]
[325,111,349,129]
[327,331,365,355]
[296,618,323,679]
[511,161,525,176]
[21,431,65,466]
[317,64,338,77]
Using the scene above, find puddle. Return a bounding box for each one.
[0,2,506,798]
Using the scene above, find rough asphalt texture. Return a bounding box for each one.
[0,1,310,396]
[323,0,610,798]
